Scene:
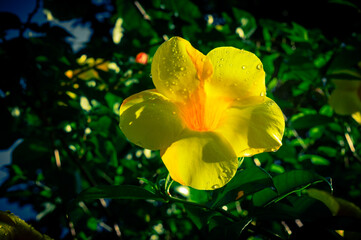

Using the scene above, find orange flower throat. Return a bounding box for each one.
[179,87,231,131]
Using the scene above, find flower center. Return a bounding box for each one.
[179,88,231,131]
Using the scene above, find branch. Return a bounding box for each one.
[20,0,41,37]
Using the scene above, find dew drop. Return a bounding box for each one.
[211,184,220,190]
[201,58,206,62]
[220,58,224,61]
[218,64,223,67]
[256,64,262,70]
[242,65,246,70]
[260,92,266,96]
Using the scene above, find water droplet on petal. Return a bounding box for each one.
[260,92,266,96]
[220,58,224,61]
[212,184,220,189]
[256,64,262,70]
[242,65,246,70]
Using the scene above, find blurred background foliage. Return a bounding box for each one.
[1,0,361,239]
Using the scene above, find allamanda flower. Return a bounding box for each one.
[328,70,361,124]
[119,37,285,190]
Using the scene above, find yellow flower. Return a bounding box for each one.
[329,70,361,124]
[119,37,285,190]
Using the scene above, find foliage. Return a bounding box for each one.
[1,0,361,239]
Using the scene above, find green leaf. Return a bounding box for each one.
[317,146,338,157]
[76,185,165,202]
[165,0,201,20]
[299,154,330,166]
[329,0,361,11]
[232,8,257,38]
[183,204,215,230]
[87,217,98,231]
[286,22,309,42]
[314,50,334,68]
[208,215,252,239]
[254,195,332,221]
[104,92,122,113]
[290,114,333,129]
[210,158,273,208]
[252,170,331,207]
[89,116,112,138]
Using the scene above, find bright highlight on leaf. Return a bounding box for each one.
[65,55,113,81]
[119,37,285,190]
[113,18,124,44]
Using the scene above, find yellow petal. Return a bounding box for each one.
[119,90,185,150]
[205,47,266,99]
[151,37,212,102]
[161,130,238,190]
[352,112,361,124]
[329,89,361,115]
[216,97,285,157]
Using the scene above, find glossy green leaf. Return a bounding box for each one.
[290,114,333,129]
[252,170,331,207]
[208,215,252,239]
[183,204,215,230]
[254,195,332,221]
[210,158,273,208]
[299,154,330,166]
[76,185,165,202]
